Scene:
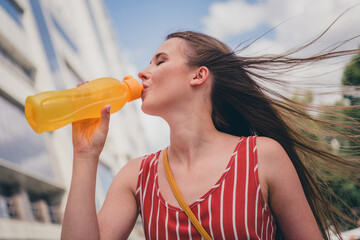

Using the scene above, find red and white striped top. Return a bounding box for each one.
[136,136,276,239]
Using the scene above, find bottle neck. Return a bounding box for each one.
[123,83,132,102]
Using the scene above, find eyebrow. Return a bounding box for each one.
[150,52,168,65]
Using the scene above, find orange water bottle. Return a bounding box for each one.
[25,75,143,134]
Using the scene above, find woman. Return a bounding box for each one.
[61,31,359,239]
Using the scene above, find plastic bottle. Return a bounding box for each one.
[25,75,143,134]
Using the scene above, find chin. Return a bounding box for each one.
[141,102,154,115]
[141,102,162,117]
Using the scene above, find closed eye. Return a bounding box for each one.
[150,52,169,66]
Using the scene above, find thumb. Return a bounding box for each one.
[99,105,111,136]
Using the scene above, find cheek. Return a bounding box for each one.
[143,64,190,105]
[155,67,188,90]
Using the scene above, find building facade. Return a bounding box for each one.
[0,0,146,239]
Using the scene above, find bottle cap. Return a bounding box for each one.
[123,75,144,101]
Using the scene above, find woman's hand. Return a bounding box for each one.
[72,105,111,159]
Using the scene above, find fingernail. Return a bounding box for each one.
[106,105,111,113]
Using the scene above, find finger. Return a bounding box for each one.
[99,105,111,136]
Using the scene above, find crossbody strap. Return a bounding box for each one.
[163,147,212,240]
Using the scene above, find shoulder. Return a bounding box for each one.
[255,137,322,238]
[255,136,293,174]
[120,151,159,175]
[255,136,293,171]
[119,155,147,175]
[255,136,287,158]
[121,156,144,176]
[255,137,294,203]
[98,156,147,239]
[111,154,156,194]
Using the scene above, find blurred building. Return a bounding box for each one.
[0,0,146,239]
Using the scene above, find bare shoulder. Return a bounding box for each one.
[121,156,144,173]
[256,136,292,170]
[112,156,144,193]
[255,137,294,205]
[99,156,144,205]
[256,136,287,158]
[255,138,322,238]
[256,136,293,174]
[97,156,146,239]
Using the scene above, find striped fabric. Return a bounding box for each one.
[136,136,276,240]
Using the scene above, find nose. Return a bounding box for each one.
[138,67,151,82]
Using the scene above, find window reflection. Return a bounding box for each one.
[51,16,78,52]
[85,0,107,63]
[0,95,53,179]
[29,0,58,73]
[0,0,23,26]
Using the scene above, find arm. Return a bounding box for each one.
[61,106,110,240]
[256,137,322,240]
[61,106,140,240]
[97,157,141,239]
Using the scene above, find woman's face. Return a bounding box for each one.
[138,38,196,116]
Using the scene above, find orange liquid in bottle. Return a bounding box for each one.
[25,75,143,133]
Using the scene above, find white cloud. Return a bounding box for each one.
[202,0,360,104]
[203,0,360,47]
[203,0,360,54]
[203,1,266,39]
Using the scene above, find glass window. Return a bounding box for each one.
[0,42,35,82]
[0,95,54,179]
[51,16,78,52]
[0,0,23,26]
[29,0,58,74]
[48,204,61,223]
[0,195,10,218]
[65,61,83,84]
[84,0,107,62]
[0,184,15,219]
[30,0,66,90]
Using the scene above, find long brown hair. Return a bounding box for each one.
[167,16,360,239]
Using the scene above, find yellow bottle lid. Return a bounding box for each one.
[123,75,143,101]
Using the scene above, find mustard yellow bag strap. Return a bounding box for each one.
[163,147,212,240]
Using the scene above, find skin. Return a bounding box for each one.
[61,38,322,240]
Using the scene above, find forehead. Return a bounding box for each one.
[155,38,186,56]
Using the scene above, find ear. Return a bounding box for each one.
[190,66,210,86]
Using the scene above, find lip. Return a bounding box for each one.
[142,83,148,91]
[141,84,148,98]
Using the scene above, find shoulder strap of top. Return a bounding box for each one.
[163,147,212,240]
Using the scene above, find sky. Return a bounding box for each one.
[103,0,360,152]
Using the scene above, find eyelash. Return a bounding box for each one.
[156,61,165,66]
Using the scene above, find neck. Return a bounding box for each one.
[163,106,226,166]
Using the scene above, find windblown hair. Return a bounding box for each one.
[167,15,360,240]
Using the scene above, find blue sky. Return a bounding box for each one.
[103,0,227,71]
[102,0,360,152]
[104,0,359,73]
